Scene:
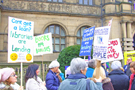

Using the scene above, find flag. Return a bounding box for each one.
[108,18,113,26]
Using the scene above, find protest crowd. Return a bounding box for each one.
[0,57,134,90]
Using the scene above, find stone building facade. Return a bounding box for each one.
[0,0,135,63]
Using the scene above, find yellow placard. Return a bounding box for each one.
[124,51,135,65]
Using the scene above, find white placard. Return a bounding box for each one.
[104,38,123,62]
[93,26,110,61]
[34,33,53,56]
[8,17,34,62]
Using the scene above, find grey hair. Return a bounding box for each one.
[88,59,96,68]
[70,57,87,74]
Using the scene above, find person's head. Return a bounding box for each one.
[88,59,96,69]
[101,63,105,67]
[111,61,122,70]
[127,57,132,64]
[0,68,17,85]
[93,66,106,79]
[130,61,135,74]
[70,58,87,75]
[25,64,39,82]
[49,60,60,73]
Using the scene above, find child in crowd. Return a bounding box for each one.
[128,61,135,90]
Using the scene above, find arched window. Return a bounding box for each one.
[44,25,66,52]
[76,26,90,45]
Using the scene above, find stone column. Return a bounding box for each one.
[127,21,133,38]
[121,21,127,38]
[0,9,1,24]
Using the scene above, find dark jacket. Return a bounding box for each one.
[46,70,60,90]
[126,63,132,78]
[108,70,129,90]
[131,74,135,90]
[102,78,114,90]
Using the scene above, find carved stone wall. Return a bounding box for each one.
[1,0,101,16]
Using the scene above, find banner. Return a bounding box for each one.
[124,51,135,65]
[34,33,53,55]
[93,26,110,61]
[79,26,95,56]
[103,38,123,62]
[8,17,34,62]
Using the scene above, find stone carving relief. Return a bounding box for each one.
[1,0,101,16]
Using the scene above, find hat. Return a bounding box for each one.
[49,60,60,68]
[111,61,121,70]
[0,68,14,82]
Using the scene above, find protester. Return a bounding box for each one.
[108,61,129,90]
[126,57,132,78]
[128,61,135,90]
[25,64,47,90]
[46,60,61,90]
[0,67,23,90]
[123,60,129,73]
[101,63,108,77]
[86,59,96,78]
[58,57,103,90]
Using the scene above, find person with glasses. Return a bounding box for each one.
[25,64,47,90]
[0,67,23,90]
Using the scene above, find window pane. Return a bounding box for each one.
[89,0,92,5]
[79,0,83,4]
[61,38,65,44]
[55,26,60,34]
[52,38,54,44]
[44,27,48,34]
[77,30,80,37]
[50,25,54,34]
[61,29,65,36]
[61,45,65,51]
[59,0,62,2]
[55,38,60,44]
[77,39,81,44]
[84,0,88,5]
[48,0,51,1]
[53,0,57,2]
[55,45,59,51]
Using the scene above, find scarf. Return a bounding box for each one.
[128,74,135,90]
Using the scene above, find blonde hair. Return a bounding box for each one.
[93,66,106,79]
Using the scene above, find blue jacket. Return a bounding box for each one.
[58,73,103,90]
[108,70,129,90]
[46,70,60,90]
[86,67,94,78]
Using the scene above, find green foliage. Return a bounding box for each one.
[57,45,93,74]
[57,45,81,74]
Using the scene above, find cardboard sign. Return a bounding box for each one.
[34,33,53,55]
[105,38,123,62]
[124,51,135,65]
[8,17,34,62]
[93,26,110,61]
[79,26,95,56]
